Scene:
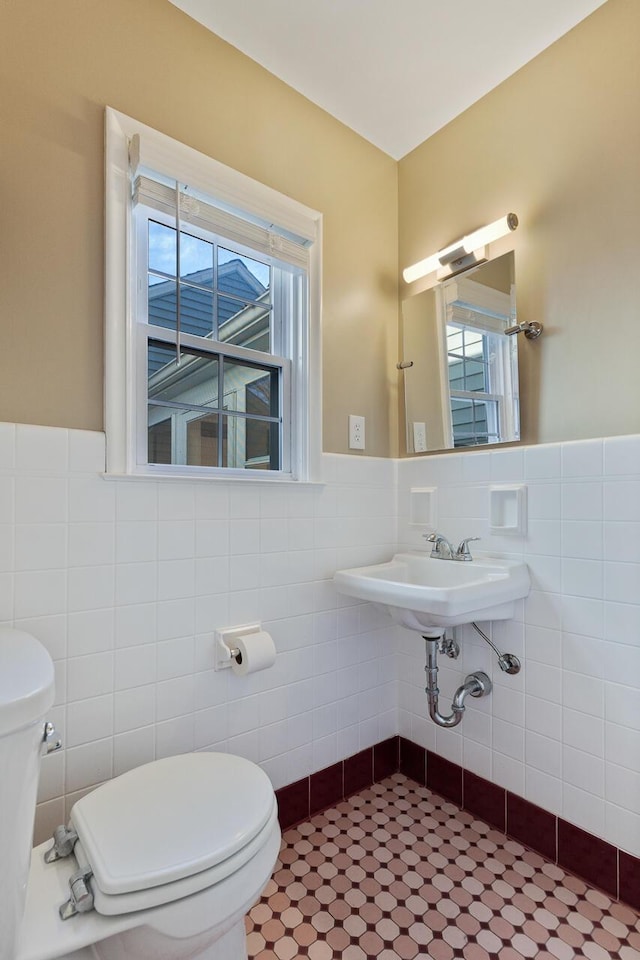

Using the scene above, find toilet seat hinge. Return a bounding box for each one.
[59,865,95,920]
[44,824,79,863]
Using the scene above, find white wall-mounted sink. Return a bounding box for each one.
[334,552,530,634]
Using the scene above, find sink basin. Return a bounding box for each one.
[334,552,530,633]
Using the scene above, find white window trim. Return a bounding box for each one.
[104,107,322,482]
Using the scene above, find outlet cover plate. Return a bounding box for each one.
[348,414,365,450]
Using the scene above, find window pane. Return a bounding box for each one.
[186,413,224,467]
[463,330,484,357]
[218,247,271,303]
[240,417,273,470]
[147,346,280,470]
[245,375,275,469]
[447,328,464,355]
[221,415,275,471]
[246,374,271,418]
[148,405,226,467]
[463,359,487,392]
[149,278,177,330]
[148,341,177,378]
[149,221,176,277]
[451,398,499,448]
[148,341,220,409]
[222,358,275,415]
[222,361,279,471]
[217,297,271,351]
[447,361,466,391]
[449,358,487,393]
[180,283,214,337]
[180,232,213,285]
[148,416,172,464]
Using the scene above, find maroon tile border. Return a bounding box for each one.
[463,770,505,831]
[399,737,426,785]
[558,818,618,900]
[275,734,640,911]
[620,852,640,912]
[310,761,343,816]
[344,747,373,797]
[426,750,463,806]
[506,792,557,863]
[374,736,399,782]
[276,737,400,830]
[275,779,309,830]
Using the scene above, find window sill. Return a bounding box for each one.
[101,471,324,487]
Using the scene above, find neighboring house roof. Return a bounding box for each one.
[148,258,269,374]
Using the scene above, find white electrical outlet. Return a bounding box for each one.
[412,421,427,453]
[348,414,365,450]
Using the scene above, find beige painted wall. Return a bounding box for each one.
[0,0,398,457]
[399,0,640,446]
[402,290,447,452]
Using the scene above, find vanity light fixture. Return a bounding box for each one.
[403,213,518,284]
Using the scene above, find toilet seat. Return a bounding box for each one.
[67,753,277,916]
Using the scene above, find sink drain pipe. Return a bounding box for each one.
[423,636,492,728]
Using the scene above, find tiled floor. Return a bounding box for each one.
[246,774,640,960]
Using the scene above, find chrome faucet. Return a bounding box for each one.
[423,533,480,561]
[424,533,454,559]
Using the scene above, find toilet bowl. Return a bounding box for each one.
[1,628,280,960]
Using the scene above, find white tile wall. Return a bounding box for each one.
[397,435,640,857]
[0,425,397,843]
[4,423,640,862]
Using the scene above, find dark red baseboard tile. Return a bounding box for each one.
[399,737,426,785]
[277,736,400,830]
[374,736,400,782]
[426,750,463,806]
[310,761,343,817]
[463,771,506,832]
[275,779,309,830]
[558,819,618,900]
[506,792,557,863]
[344,747,374,797]
[620,852,640,912]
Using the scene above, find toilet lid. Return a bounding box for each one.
[70,753,275,896]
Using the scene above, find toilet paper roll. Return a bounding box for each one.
[231,631,276,677]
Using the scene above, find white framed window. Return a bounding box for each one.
[105,108,322,481]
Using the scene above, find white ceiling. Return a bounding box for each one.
[169,0,607,159]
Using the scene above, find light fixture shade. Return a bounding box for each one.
[403,252,444,284]
[461,214,518,252]
[403,213,518,284]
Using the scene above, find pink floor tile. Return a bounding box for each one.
[247,775,640,960]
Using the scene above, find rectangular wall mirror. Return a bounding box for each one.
[401,252,519,454]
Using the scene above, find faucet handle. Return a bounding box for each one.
[423,532,453,559]
[455,537,480,561]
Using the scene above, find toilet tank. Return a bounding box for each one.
[0,628,56,960]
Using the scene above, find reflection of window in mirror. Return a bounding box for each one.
[401,252,520,455]
[439,269,519,448]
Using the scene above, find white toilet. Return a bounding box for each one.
[1,628,281,960]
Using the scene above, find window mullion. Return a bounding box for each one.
[175,183,182,364]
[217,354,224,468]
[212,239,220,341]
